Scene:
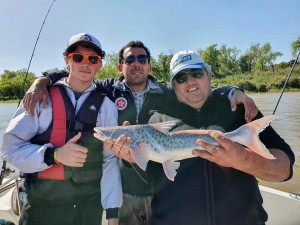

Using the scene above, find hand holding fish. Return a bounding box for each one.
[192,130,249,168]
[192,129,290,182]
[103,134,135,163]
[94,116,290,181]
[101,121,136,163]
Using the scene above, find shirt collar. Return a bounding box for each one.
[113,75,163,94]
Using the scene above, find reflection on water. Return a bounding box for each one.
[0,93,300,193]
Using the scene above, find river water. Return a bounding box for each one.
[1,92,300,194]
[248,92,300,194]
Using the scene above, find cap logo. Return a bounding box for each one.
[115,97,127,110]
[173,54,192,68]
[81,34,92,42]
[89,105,96,111]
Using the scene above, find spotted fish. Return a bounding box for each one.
[94,115,276,181]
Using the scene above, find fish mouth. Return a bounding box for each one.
[93,129,106,141]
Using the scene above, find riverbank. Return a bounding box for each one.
[211,66,300,92]
[0,100,19,103]
[0,89,300,103]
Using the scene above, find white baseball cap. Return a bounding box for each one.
[66,33,105,57]
[170,50,211,83]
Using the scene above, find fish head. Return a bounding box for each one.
[94,126,135,141]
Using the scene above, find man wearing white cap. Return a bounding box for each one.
[1,33,121,225]
[146,50,294,225]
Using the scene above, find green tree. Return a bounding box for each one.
[256,43,282,72]
[96,65,119,80]
[0,70,36,99]
[103,52,119,67]
[246,43,261,72]
[151,52,173,82]
[291,37,300,57]
[218,45,241,75]
[198,44,220,75]
[239,54,252,73]
[96,52,119,80]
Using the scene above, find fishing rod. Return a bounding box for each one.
[272,51,300,115]
[17,0,56,106]
[0,161,15,186]
[1,0,56,186]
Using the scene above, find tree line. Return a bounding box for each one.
[1,38,300,100]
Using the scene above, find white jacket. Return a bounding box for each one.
[1,78,122,211]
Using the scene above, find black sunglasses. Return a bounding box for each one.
[175,69,206,84]
[122,54,149,65]
[68,53,101,65]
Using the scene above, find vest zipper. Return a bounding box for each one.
[126,90,140,124]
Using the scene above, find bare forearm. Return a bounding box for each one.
[235,148,291,182]
[32,76,50,88]
[23,77,50,116]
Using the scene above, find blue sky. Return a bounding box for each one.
[0,0,299,76]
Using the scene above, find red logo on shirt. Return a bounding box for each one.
[115,97,127,110]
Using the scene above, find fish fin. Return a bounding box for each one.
[130,143,150,171]
[150,120,179,133]
[162,161,180,181]
[226,115,277,159]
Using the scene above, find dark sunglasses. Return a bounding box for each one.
[68,53,101,65]
[175,69,206,84]
[122,54,149,65]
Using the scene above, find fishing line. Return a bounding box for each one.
[104,134,148,184]
[273,51,300,115]
[17,0,56,106]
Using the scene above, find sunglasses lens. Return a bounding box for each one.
[137,55,148,64]
[124,55,136,64]
[124,55,149,65]
[191,69,205,79]
[175,74,188,84]
[72,54,84,63]
[88,56,100,64]
[175,69,205,84]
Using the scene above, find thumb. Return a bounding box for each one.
[231,100,237,111]
[123,121,130,126]
[68,132,82,143]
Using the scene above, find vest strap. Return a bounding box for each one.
[39,86,66,180]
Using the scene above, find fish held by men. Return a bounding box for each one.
[94,115,276,181]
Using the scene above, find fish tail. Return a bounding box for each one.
[228,115,277,159]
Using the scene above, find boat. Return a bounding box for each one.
[1,172,299,225]
[0,175,21,225]
[259,185,300,225]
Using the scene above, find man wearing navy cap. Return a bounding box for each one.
[1,33,121,225]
